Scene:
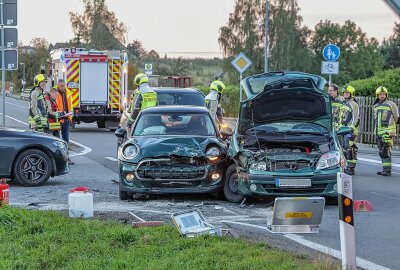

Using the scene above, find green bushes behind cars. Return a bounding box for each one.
[348,68,400,98]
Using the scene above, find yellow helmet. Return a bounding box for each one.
[134,73,149,86]
[210,80,225,94]
[375,86,388,98]
[343,85,355,98]
[34,74,47,87]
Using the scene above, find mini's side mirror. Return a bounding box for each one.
[336,126,352,135]
[115,128,127,139]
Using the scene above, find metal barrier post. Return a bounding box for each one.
[337,172,357,270]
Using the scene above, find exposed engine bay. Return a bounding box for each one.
[238,141,332,172]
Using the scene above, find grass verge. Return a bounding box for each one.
[0,207,337,270]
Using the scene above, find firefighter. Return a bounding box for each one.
[44,88,65,137]
[205,80,225,124]
[328,83,344,129]
[127,73,157,129]
[340,85,360,176]
[29,74,50,132]
[374,86,399,176]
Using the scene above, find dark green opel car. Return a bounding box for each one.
[115,106,228,200]
[224,71,348,203]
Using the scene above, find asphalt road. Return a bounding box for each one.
[1,95,399,270]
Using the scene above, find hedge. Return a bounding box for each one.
[348,68,400,98]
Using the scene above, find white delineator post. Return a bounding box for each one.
[337,172,357,270]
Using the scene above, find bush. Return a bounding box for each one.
[348,68,400,98]
[195,85,241,117]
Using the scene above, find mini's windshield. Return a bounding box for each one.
[245,122,328,134]
[133,113,215,136]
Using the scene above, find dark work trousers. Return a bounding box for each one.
[61,121,70,144]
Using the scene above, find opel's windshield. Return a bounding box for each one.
[133,113,216,136]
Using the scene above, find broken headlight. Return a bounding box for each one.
[249,162,267,171]
[122,144,139,160]
[316,151,340,170]
[206,146,221,162]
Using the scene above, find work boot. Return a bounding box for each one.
[344,168,355,175]
[377,171,391,176]
[68,158,75,165]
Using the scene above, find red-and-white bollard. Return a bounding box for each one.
[0,178,9,207]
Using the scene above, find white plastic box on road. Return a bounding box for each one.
[68,186,94,219]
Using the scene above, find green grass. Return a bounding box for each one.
[0,207,337,270]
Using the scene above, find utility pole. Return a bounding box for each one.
[264,0,269,73]
[20,62,25,93]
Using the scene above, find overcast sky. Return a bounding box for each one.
[19,0,398,58]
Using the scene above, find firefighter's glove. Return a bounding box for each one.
[127,121,132,129]
[382,134,392,143]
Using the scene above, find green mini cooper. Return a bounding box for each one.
[224,71,349,203]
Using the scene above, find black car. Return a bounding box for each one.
[115,106,228,200]
[0,128,69,186]
[119,87,205,132]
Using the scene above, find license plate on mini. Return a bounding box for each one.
[275,178,311,188]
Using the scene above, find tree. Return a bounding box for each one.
[146,50,160,59]
[383,22,400,69]
[218,0,312,79]
[69,0,128,50]
[310,20,384,84]
[171,57,189,76]
[127,39,146,60]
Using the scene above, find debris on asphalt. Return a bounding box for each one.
[129,211,164,228]
[171,210,222,238]
[110,179,119,184]
[214,205,223,210]
[239,198,247,208]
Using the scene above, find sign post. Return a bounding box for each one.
[144,63,153,76]
[231,52,252,102]
[322,44,340,85]
[337,173,357,270]
[1,0,18,127]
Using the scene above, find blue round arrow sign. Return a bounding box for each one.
[323,44,340,61]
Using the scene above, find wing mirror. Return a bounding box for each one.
[115,128,127,139]
[336,126,352,135]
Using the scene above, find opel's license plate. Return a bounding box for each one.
[275,178,311,188]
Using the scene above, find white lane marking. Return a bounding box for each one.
[359,157,400,168]
[105,157,118,162]
[0,113,28,126]
[0,113,92,157]
[222,221,391,270]
[69,140,92,157]
[6,101,27,109]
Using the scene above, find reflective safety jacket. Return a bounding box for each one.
[332,95,344,129]
[128,83,157,122]
[374,99,399,137]
[340,98,360,135]
[29,88,48,128]
[44,94,61,131]
[205,90,219,121]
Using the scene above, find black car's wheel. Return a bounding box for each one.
[224,164,244,203]
[13,149,53,187]
[119,189,132,200]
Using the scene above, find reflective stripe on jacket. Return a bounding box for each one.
[44,94,61,131]
[374,99,399,136]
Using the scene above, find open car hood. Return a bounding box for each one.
[238,72,332,134]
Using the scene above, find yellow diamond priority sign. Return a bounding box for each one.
[231,52,252,74]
